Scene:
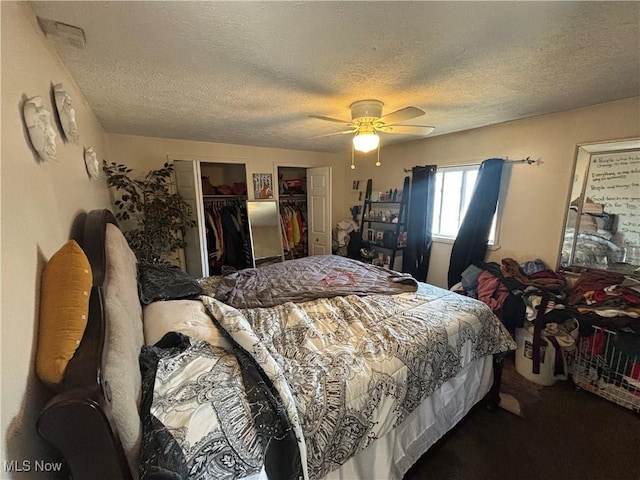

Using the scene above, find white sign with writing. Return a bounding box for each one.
[585,150,640,247]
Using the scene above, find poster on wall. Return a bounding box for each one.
[253,173,274,199]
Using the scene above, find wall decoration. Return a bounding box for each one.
[84,147,100,179]
[53,83,80,144]
[23,96,57,162]
[253,173,274,199]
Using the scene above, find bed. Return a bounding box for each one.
[561,228,624,269]
[36,209,516,480]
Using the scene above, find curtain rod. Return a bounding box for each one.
[403,156,541,172]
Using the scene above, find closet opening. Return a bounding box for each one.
[174,159,250,277]
[201,162,250,276]
[278,166,309,260]
[175,160,332,277]
[277,165,332,259]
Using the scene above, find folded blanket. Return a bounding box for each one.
[215,255,418,309]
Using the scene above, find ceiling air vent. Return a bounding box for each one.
[37,17,87,50]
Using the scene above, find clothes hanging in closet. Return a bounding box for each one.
[280,201,308,259]
[204,200,250,274]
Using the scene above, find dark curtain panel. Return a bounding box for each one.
[447,158,505,288]
[403,165,437,282]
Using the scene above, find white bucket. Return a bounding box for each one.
[515,326,567,386]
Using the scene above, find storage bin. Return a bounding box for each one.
[572,325,640,412]
[515,326,568,386]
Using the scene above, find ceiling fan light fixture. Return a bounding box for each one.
[353,132,380,153]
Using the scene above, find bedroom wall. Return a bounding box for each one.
[0,2,112,474]
[104,133,349,228]
[346,97,640,288]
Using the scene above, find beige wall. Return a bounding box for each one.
[346,97,640,287]
[105,133,349,223]
[1,2,112,473]
[1,1,638,472]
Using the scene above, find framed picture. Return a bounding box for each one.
[253,173,274,199]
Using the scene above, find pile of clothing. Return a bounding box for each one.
[331,219,359,257]
[568,270,640,399]
[456,258,577,377]
[457,258,568,331]
[456,259,640,384]
[567,270,640,335]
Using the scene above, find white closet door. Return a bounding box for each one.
[174,160,208,277]
[307,166,332,256]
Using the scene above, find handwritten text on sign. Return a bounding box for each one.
[585,150,640,246]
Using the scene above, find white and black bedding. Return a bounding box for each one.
[139,333,299,480]
[138,257,516,480]
[37,210,516,480]
[562,229,624,269]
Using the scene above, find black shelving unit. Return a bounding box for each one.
[360,176,410,269]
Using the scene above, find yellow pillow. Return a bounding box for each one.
[36,240,92,388]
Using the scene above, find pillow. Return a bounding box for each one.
[143,299,231,349]
[36,240,92,388]
[102,223,145,474]
[138,263,204,305]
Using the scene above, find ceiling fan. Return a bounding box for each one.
[310,99,435,154]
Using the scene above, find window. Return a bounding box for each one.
[432,165,498,244]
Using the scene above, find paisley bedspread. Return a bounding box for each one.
[199,282,516,480]
[139,332,300,480]
[140,272,515,480]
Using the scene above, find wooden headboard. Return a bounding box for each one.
[37,209,133,480]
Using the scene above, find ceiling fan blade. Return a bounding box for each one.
[309,114,353,125]
[311,128,358,139]
[377,106,425,125]
[376,124,435,136]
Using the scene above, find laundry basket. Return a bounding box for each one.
[515,326,567,386]
[572,325,640,412]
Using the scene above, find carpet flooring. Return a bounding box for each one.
[404,358,640,480]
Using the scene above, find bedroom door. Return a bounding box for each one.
[307,166,332,255]
[174,160,209,277]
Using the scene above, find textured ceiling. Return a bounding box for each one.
[30,1,640,153]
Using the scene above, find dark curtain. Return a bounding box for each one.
[447,158,505,288]
[402,165,437,282]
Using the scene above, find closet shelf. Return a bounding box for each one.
[203,194,247,199]
[364,220,405,226]
[280,194,307,199]
[369,244,407,250]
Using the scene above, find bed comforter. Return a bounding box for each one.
[140,264,515,480]
[561,229,623,268]
[215,255,418,308]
